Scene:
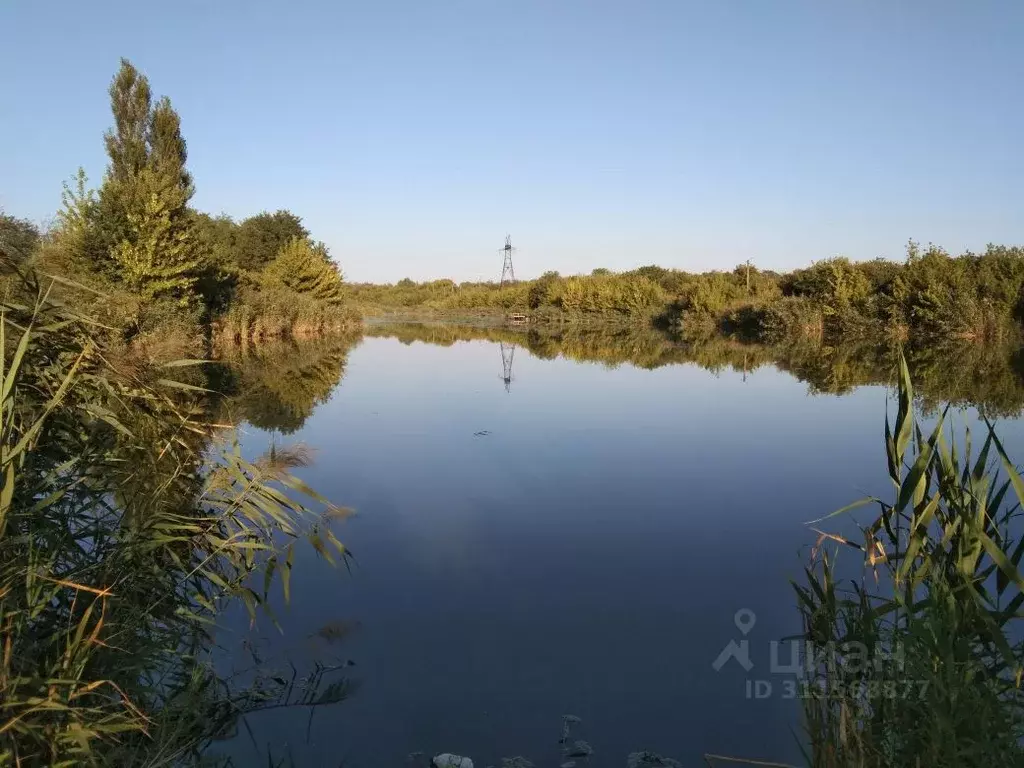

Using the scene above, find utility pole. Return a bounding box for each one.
[745,259,751,295]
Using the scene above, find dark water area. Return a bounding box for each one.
[211,324,1024,767]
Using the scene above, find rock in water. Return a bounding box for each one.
[626,752,680,768]
[433,754,474,768]
[565,740,593,758]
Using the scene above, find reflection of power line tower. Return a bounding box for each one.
[499,341,516,393]
[499,234,516,287]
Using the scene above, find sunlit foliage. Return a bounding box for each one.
[348,241,1024,349]
[25,59,357,351]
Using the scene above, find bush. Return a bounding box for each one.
[723,297,823,343]
[556,275,665,316]
[214,284,359,344]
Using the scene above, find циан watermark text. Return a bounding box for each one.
[712,609,932,701]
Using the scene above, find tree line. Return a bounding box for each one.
[346,242,1024,345]
[345,269,670,319]
[0,59,357,352]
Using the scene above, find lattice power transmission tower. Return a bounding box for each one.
[499,234,516,287]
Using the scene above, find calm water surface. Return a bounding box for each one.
[215,325,1024,767]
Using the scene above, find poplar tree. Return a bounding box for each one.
[99,59,203,303]
[104,61,151,183]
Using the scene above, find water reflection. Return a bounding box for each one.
[366,321,1024,416]
[206,323,1024,765]
[209,333,361,432]
[500,340,516,393]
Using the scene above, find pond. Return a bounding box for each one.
[212,323,1024,767]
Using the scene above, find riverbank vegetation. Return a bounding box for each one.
[0,59,358,357]
[347,270,669,321]
[349,243,1024,347]
[795,357,1024,766]
[0,262,355,764]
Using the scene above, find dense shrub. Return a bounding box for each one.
[214,284,359,343]
[0,211,40,262]
[723,297,824,343]
[556,275,665,315]
[263,237,345,305]
[527,270,561,309]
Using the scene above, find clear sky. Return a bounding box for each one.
[1,1,1021,283]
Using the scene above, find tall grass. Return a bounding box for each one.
[213,283,361,345]
[0,264,353,765]
[796,355,1024,766]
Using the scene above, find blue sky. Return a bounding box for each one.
[1,1,1021,282]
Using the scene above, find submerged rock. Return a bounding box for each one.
[565,740,593,758]
[500,759,534,768]
[626,752,681,768]
[560,714,582,744]
[433,755,474,768]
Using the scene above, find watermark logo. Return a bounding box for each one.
[711,608,923,701]
[711,609,757,672]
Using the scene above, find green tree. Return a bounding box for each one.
[0,211,39,262]
[110,168,203,301]
[104,59,151,184]
[148,96,193,192]
[95,58,152,273]
[193,212,240,312]
[629,265,667,283]
[98,59,203,303]
[233,210,308,272]
[263,237,344,305]
[41,169,106,282]
[528,270,561,309]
